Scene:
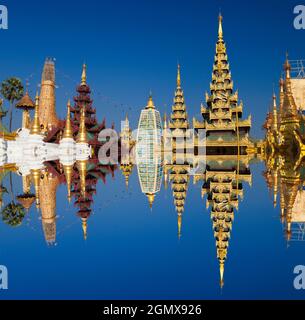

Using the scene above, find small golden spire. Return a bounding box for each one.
[147,193,155,209]
[178,214,182,239]
[218,13,223,40]
[81,64,87,86]
[31,168,41,207]
[146,94,155,109]
[76,106,88,144]
[177,64,181,87]
[280,208,285,224]
[63,100,73,139]
[82,217,87,240]
[284,53,291,80]
[30,92,41,135]
[63,164,73,202]
[220,261,225,288]
[280,78,284,93]
[163,112,167,130]
[77,160,87,197]
[272,93,278,131]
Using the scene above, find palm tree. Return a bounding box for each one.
[0,78,24,131]
[1,202,26,227]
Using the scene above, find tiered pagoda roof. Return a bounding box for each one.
[169,64,189,131]
[193,14,251,139]
[169,164,190,239]
[199,160,251,288]
[70,64,106,147]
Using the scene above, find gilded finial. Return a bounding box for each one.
[279,77,284,92]
[63,100,73,139]
[218,13,223,39]
[272,93,277,108]
[163,112,167,130]
[147,193,155,209]
[82,218,87,240]
[284,53,291,79]
[178,214,182,240]
[31,168,41,207]
[177,64,181,87]
[146,94,155,109]
[63,164,73,202]
[81,64,87,86]
[30,92,41,135]
[220,261,225,288]
[76,106,88,144]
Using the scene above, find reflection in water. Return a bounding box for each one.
[262,55,305,243]
[0,14,305,293]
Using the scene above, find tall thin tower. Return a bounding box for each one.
[39,58,59,131]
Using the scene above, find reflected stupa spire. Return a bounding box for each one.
[63,163,73,202]
[31,168,41,208]
[220,261,225,289]
[77,159,87,197]
[30,92,41,135]
[147,193,155,209]
[178,214,182,240]
[82,217,87,240]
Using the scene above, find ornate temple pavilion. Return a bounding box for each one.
[193,14,252,156]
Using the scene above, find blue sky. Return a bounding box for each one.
[1,1,305,299]
[0,0,304,137]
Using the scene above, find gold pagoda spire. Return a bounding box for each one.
[146,94,155,109]
[77,160,87,197]
[30,92,41,135]
[31,168,41,208]
[163,112,167,129]
[81,64,87,86]
[280,55,299,124]
[272,93,278,132]
[63,100,73,139]
[169,64,189,130]
[147,193,155,209]
[220,261,225,288]
[273,169,278,208]
[63,164,73,202]
[218,13,223,40]
[76,106,88,144]
[177,64,181,88]
[81,217,87,240]
[178,214,182,239]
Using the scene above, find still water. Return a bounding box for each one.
[0,159,303,300]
